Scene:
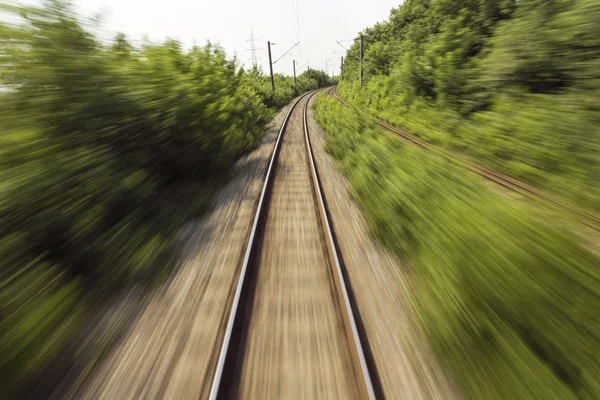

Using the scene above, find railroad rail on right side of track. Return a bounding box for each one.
[330,88,600,232]
[209,89,378,399]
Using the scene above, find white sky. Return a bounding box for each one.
[66,0,399,76]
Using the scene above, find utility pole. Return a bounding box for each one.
[267,40,275,91]
[293,59,296,84]
[267,41,299,91]
[341,56,344,81]
[359,34,363,88]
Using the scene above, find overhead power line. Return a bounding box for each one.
[297,60,310,71]
[336,39,360,62]
[291,0,301,55]
[272,42,300,65]
[327,58,341,71]
[336,40,352,53]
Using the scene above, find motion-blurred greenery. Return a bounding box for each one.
[338,0,600,213]
[314,93,600,399]
[0,0,332,395]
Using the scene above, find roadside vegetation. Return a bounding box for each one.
[338,0,600,213]
[314,93,600,399]
[0,1,332,395]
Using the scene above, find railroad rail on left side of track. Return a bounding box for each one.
[208,89,379,399]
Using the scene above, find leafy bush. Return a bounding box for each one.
[0,1,332,394]
[245,68,332,108]
[338,0,600,212]
[314,94,600,399]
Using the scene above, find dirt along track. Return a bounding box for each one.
[74,100,298,400]
[73,90,376,400]
[307,92,457,399]
[210,90,376,399]
[71,88,454,400]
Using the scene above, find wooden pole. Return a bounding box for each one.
[359,34,363,88]
[268,41,275,91]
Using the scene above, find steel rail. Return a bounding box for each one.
[209,88,377,398]
[303,90,378,400]
[333,89,600,231]
[208,91,311,400]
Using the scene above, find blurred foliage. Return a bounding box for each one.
[338,0,600,212]
[245,67,333,108]
[0,0,332,395]
[314,93,600,399]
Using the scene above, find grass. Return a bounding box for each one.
[313,93,600,399]
[339,80,600,214]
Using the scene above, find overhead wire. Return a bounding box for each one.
[272,42,300,64]
[296,0,300,53]
[290,0,300,56]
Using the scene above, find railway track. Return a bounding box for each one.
[209,90,377,399]
[331,89,600,231]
